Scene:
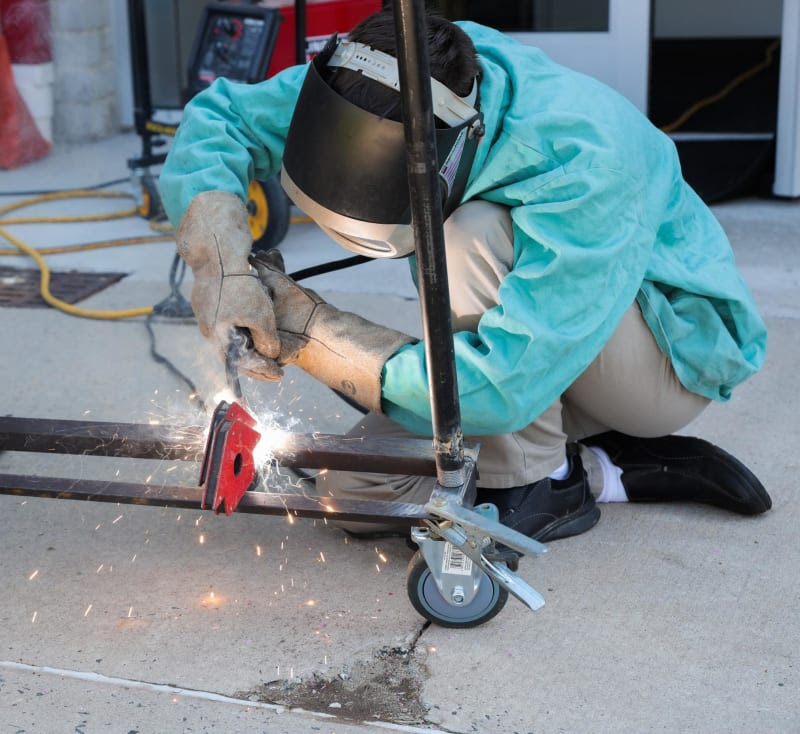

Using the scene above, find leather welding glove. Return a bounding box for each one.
[250,250,418,413]
[176,191,282,381]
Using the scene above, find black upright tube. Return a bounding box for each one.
[127,0,153,158]
[392,0,464,484]
[295,0,307,65]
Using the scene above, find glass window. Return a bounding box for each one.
[433,1,609,32]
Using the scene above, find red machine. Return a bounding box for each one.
[266,0,383,77]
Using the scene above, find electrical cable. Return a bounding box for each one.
[0,189,175,319]
[660,39,780,134]
[0,234,169,257]
[0,176,130,197]
[144,313,207,414]
[0,224,155,319]
[289,254,370,281]
[0,185,370,413]
[144,252,207,414]
[0,189,138,223]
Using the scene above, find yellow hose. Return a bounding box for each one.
[660,40,780,134]
[0,189,175,320]
[0,189,138,223]
[0,224,155,319]
[0,234,170,257]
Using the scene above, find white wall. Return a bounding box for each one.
[654,0,783,38]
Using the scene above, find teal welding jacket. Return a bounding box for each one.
[159,21,767,438]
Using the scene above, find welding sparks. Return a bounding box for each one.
[199,534,205,545]
[96,564,104,574]
[84,604,93,617]
[31,611,37,624]
[319,552,326,563]
[128,607,134,618]
[200,590,225,608]
[28,570,39,581]
[304,599,316,607]
[212,389,238,405]
[256,545,262,557]
[112,515,123,524]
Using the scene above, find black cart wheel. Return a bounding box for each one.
[247,176,290,252]
[137,172,165,220]
[406,551,508,628]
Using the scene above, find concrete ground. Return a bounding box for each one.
[0,133,798,733]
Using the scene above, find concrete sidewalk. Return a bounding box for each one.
[0,134,798,733]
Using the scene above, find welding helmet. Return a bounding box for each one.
[280,35,484,259]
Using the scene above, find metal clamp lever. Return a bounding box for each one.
[420,481,549,613]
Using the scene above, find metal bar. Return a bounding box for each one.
[295,0,307,65]
[392,0,465,486]
[0,416,206,462]
[0,416,467,476]
[275,432,444,476]
[0,474,431,524]
[126,0,155,167]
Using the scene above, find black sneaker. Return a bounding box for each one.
[581,431,771,515]
[475,452,600,543]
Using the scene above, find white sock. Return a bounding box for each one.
[587,446,628,503]
[548,459,570,481]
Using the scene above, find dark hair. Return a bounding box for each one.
[326,7,480,122]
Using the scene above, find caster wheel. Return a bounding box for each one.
[406,551,508,628]
[247,176,290,252]
[137,172,165,220]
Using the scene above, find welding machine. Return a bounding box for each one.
[127,0,381,250]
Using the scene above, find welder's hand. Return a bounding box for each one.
[176,191,282,382]
[251,250,417,413]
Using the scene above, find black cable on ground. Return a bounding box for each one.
[143,253,208,413]
[144,313,207,414]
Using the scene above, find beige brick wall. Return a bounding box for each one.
[49,0,117,142]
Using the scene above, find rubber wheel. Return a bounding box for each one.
[247,176,290,252]
[137,172,165,220]
[406,551,508,628]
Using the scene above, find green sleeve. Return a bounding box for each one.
[159,64,308,226]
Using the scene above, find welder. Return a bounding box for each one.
[159,6,771,541]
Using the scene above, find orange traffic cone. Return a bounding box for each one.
[0,31,50,169]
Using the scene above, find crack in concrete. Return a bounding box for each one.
[236,621,441,728]
[0,659,454,733]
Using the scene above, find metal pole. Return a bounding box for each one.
[126,0,153,160]
[295,0,307,65]
[392,0,464,486]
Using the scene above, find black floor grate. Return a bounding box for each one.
[0,266,126,308]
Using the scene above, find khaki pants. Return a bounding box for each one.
[317,201,709,512]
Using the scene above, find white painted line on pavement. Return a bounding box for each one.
[0,659,451,734]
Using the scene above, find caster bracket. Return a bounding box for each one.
[421,462,549,614]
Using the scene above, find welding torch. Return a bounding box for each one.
[225,327,252,399]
